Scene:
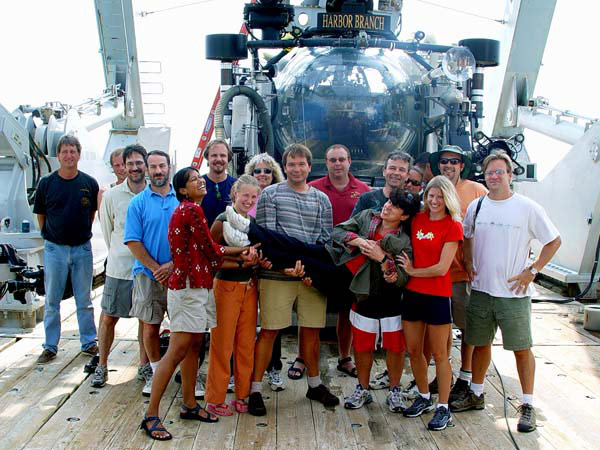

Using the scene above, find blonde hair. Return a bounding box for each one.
[244,153,284,184]
[423,175,462,222]
[231,174,261,198]
[482,150,513,173]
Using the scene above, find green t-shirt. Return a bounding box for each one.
[214,211,255,282]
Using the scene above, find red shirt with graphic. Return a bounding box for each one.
[406,212,463,297]
[168,200,225,290]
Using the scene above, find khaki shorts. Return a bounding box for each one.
[451,281,471,330]
[130,274,168,324]
[465,289,532,351]
[167,286,216,333]
[259,279,326,330]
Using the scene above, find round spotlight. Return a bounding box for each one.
[298,12,309,27]
[442,46,476,82]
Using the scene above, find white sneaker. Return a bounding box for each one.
[401,379,419,400]
[267,368,285,392]
[225,205,250,232]
[142,374,153,397]
[369,370,389,390]
[195,372,206,399]
[227,376,235,393]
[223,222,250,247]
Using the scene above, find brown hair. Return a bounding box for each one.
[204,139,233,162]
[482,150,513,173]
[282,143,312,167]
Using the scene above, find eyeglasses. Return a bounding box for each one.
[405,179,421,187]
[439,158,462,165]
[327,157,348,163]
[484,168,507,177]
[252,168,273,175]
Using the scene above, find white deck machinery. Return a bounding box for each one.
[203,0,598,301]
[0,0,171,330]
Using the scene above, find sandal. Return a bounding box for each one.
[140,416,173,441]
[287,357,306,380]
[337,357,358,378]
[205,402,233,417]
[232,399,249,413]
[180,404,219,423]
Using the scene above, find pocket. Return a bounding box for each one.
[495,297,530,321]
[215,279,237,294]
[467,295,491,320]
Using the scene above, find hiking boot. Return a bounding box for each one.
[369,370,389,390]
[344,384,373,409]
[386,385,407,413]
[401,379,419,400]
[37,349,57,364]
[449,378,471,404]
[267,368,285,392]
[307,384,340,407]
[195,372,205,399]
[91,364,108,388]
[137,362,152,382]
[450,390,485,412]
[403,395,435,418]
[517,404,536,432]
[248,392,267,416]
[82,344,99,356]
[142,373,153,397]
[428,406,453,431]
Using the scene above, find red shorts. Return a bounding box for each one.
[349,308,405,354]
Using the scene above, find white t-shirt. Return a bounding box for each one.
[463,193,559,298]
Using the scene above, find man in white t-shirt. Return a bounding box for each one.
[450,151,561,434]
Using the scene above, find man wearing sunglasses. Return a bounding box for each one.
[201,140,237,227]
[429,145,487,403]
[309,144,370,378]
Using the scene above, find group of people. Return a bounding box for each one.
[33,135,561,442]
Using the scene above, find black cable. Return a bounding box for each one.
[492,360,521,450]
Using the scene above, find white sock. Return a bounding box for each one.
[150,360,160,374]
[307,375,322,388]
[251,381,263,394]
[437,403,448,410]
[419,391,431,400]
[522,393,534,406]
[459,369,472,383]
[470,382,484,397]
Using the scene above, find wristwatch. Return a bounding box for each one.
[528,265,539,276]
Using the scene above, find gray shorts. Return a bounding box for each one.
[451,281,471,330]
[130,274,168,325]
[101,276,133,318]
[167,286,216,333]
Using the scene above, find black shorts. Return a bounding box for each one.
[402,290,452,325]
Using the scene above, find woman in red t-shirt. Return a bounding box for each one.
[397,175,463,431]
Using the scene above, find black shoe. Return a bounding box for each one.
[517,404,536,432]
[403,395,435,418]
[175,371,182,384]
[248,392,267,416]
[449,378,470,404]
[450,390,485,412]
[306,384,340,407]
[83,355,99,374]
[37,349,57,364]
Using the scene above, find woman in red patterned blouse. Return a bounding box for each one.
[142,167,257,441]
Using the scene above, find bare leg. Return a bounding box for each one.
[138,320,149,365]
[98,314,119,367]
[514,349,535,395]
[355,351,374,388]
[386,350,405,388]
[337,308,353,361]
[403,320,428,393]
[300,327,321,377]
[460,332,474,372]
[142,323,162,363]
[181,334,204,408]
[471,345,492,385]
[251,329,279,382]
[427,324,452,404]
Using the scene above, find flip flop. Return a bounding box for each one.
[232,399,249,413]
[180,404,219,423]
[140,416,173,441]
[337,357,358,378]
[288,357,306,380]
[206,402,233,417]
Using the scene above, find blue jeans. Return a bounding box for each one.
[43,240,97,354]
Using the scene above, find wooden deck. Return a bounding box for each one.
[0,285,599,450]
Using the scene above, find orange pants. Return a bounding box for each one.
[205,278,258,404]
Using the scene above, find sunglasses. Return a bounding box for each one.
[252,168,273,175]
[439,158,462,165]
[215,182,221,201]
[405,179,421,187]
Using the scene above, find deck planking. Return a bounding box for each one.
[0,290,598,449]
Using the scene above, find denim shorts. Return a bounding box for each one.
[465,289,532,351]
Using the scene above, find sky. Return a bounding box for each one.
[0,0,597,178]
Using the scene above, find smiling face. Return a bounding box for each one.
[406,168,424,195]
[206,143,229,176]
[380,200,408,226]
[110,153,127,183]
[233,184,260,216]
[284,154,311,185]
[252,161,274,189]
[179,170,206,203]
[57,144,81,171]
[484,159,512,194]
[383,158,409,189]
[438,151,464,185]
[325,146,351,180]
[148,154,170,187]
[426,187,446,216]
[125,152,146,184]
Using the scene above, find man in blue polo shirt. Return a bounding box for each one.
[124,150,178,396]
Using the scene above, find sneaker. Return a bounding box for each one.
[386,386,407,413]
[449,378,470,404]
[450,390,485,412]
[307,384,340,407]
[227,376,235,393]
[142,374,153,397]
[90,364,108,388]
[369,370,389,390]
[195,372,205,399]
[223,222,250,247]
[267,368,285,392]
[517,404,536,433]
[401,379,419,400]
[82,344,99,356]
[428,406,453,431]
[344,384,373,409]
[248,392,267,416]
[137,362,152,382]
[225,205,250,232]
[403,395,435,418]
[37,349,57,364]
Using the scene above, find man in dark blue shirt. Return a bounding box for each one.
[201,140,236,227]
[33,134,99,364]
